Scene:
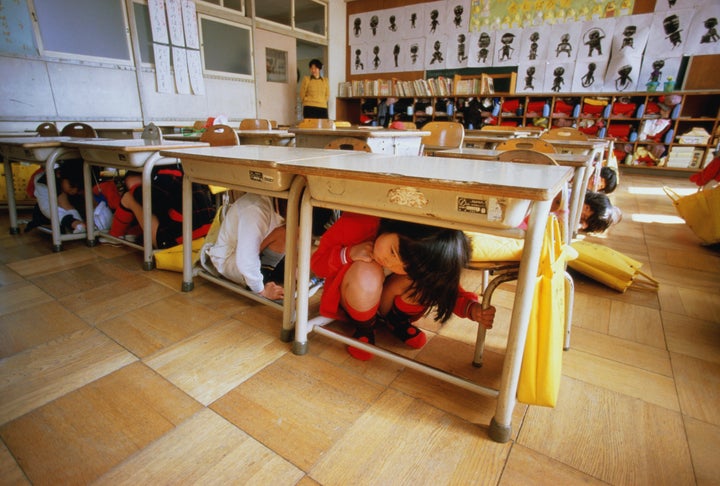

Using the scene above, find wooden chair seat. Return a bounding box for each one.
[324,137,371,152]
[540,127,589,141]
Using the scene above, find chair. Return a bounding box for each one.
[496,138,557,154]
[36,122,59,136]
[297,118,336,129]
[141,123,163,143]
[324,137,371,152]
[239,118,272,130]
[468,149,574,366]
[540,127,589,141]
[200,124,240,146]
[60,122,97,138]
[420,121,465,155]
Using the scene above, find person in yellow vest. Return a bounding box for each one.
[299,59,329,119]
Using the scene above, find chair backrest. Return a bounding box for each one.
[200,124,240,146]
[192,120,206,131]
[421,121,465,153]
[141,122,164,143]
[496,149,559,166]
[36,122,59,136]
[239,118,272,130]
[390,121,417,130]
[60,122,97,138]
[496,138,557,153]
[297,118,336,129]
[324,137,372,152]
[269,120,278,129]
[540,127,589,141]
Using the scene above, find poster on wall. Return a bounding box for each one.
[609,13,653,58]
[446,32,471,69]
[577,17,615,61]
[516,61,548,93]
[653,0,697,12]
[682,2,720,56]
[546,21,583,61]
[401,5,426,39]
[518,26,552,63]
[266,48,287,83]
[445,0,472,33]
[423,1,448,37]
[425,35,449,69]
[493,28,523,66]
[571,59,609,92]
[605,50,642,92]
[637,55,683,90]
[543,60,576,93]
[645,9,697,58]
[466,30,496,67]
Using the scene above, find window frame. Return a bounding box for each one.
[198,14,254,79]
[253,0,327,40]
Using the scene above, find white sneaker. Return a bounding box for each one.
[308,276,324,297]
[73,223,86,234]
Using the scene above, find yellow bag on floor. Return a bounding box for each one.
[154,237,205,272]
[664,185,720,245]
[568,240,659,293]
[517,215,568,408]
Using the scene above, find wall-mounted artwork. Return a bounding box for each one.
[572,59,610,92]
[467,29,496,67]
[516,61,548,93]
[683,2,720,56]
[645,8,697,58]
[543,60,576,93]
[266,48,287,83]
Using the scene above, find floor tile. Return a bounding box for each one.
[0,301,90,358]
[517,377,695,486]
[94,408,304,485]
[671,352,720,426]
[211,353,385,471]
[0,362,201,484]
[309,388,511,485]
[145,318,288,406]
[97,293,227,358]
[499,444,607,485]
[0,327,137,424]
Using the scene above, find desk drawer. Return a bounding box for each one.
[183,161,294,191]
[306,176,530,229]
[78,148,155,167]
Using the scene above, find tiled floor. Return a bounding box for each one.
[0,172,718,485]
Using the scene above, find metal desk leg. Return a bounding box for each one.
[280,176,306,342]
[489,199,551,443]
[141,155,158,270]
[182,173,193,291]
[83,161,97,247]
[567,166,586,240]
[3,152,19,235]
[292,190,314,355]
[46,148,79,252]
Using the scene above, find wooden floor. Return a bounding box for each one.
[0,172,718,485]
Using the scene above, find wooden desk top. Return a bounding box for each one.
[288,127,430,139]
[62,138,208,152]
[439,148,593,167]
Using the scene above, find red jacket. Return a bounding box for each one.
[311,212,478,320]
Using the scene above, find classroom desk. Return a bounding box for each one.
[159,145,356,341]
[0,132,38,137]
[465,128,542,138]
[95,128,144,140]
[439,147,594,239]
[1,136,93,251]
[279,151,572,443]
[165,129,295,146]
[289,126,429,155]
[62,138,208,270]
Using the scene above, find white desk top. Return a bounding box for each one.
[62,138,208,152]
[289,127,430,139]
[0,136,77,147]
[439,147,592,167]
[160,145,353,166]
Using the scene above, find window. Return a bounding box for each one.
[198,0,244,15]
[254,0,326,37]
[33,0,131,62]
[295,0,325,36]
[200,16,253,77]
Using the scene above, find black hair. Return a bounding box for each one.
[582,190,621,233]
[378,219,470,322]
[309,59,323,70]
[56,160,84,188]
[599,166,617,194]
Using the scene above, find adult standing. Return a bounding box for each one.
[299,59,329,119]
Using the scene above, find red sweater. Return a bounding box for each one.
[311,212,478,320]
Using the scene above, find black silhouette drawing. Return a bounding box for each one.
[556,33,572,57]
[582,63,596,87]
[552,66,565,92]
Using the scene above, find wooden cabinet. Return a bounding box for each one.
[336,88,720,173]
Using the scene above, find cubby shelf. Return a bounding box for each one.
[336,89,720,172]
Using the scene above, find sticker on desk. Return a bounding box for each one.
[457,197,487,215]
[249,170,273,184]
[387,187,428,208]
